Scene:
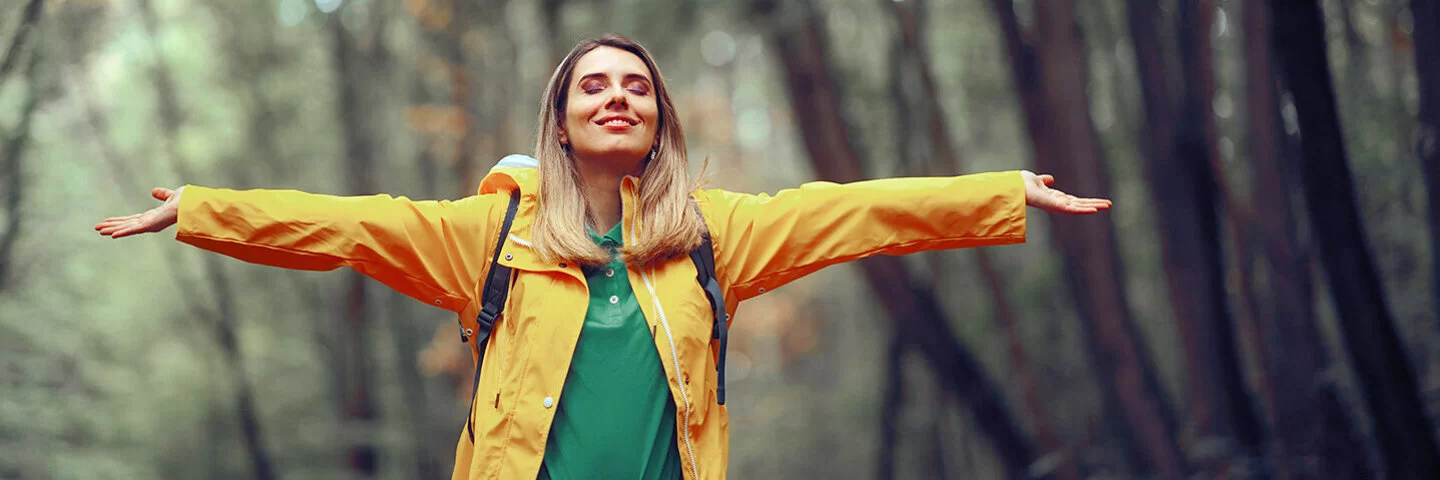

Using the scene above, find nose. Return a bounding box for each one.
[604,88,628,109]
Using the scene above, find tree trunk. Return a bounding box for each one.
[399,8,457,477]
[1268,1,1440,478]
[450,0,477,192]
[387,291,445,480]
[0,0,41,291]
[0,86,32,291]
[1177,0,1269,468]
[1126,0,1267,473]
[876,336,904,480]
[1336,0,1369,102]
[204,256,279,480]
[539,0,566,68]
[0,0,42,80]
[214,0,286,183]
[883,1,1075,478]
[135,0,279,476]
[1243,2,1370,477]
[750,1,1042,477]
[1413,0,1440,325]
[330,12,380,476]
[987,0,1186,477]
[931,388,952,480]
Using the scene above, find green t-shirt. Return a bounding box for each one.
[537,222,683,480]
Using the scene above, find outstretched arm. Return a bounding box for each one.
[95,185,504,313]
[697,170,1109,303]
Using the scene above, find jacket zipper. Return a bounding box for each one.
[468,257,514,442]
[467,320,504,442]
[493,273,514,410]
[494,300,505,409]
[466,338,483,441]
[628,189,702,480]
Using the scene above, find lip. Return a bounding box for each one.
[594,114,639,131]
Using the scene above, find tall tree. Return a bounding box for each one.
[328,5,390,475]
[876,335,906,480]
[987,0,1186,476]
[203,0,290,184]
[0,0,43,291]
[1243,1,1370,477]
[882,0,1075,478]
[135,0,278,476]
[398,4,463,477]
[1125,0,1266,473]
[1268,0,1440,477]
[407,0,514,194]
[749,1,1043,478]
[1414,0,1440,319]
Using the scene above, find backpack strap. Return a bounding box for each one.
[467,189,521,442]
[689,208,730,405]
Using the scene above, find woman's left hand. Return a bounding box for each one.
[1021,170,1112,214]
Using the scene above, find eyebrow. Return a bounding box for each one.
[576,72,652,85]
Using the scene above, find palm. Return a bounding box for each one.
[1022,171,1111,214]
[95,187,182,238]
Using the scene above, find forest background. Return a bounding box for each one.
[2,0,1439,478]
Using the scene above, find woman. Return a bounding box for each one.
[95,34,1109,480]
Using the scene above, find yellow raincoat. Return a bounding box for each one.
[174,155,1027,480]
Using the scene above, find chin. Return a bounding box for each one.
[576,146,650,164]
[595,142,650,158]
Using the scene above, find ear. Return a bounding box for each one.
[559,127,569,146]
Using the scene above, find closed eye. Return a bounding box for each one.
[625,78,651,95]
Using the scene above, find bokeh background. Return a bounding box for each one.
[2,0,1438,478]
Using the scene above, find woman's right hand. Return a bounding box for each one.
[95,187,184,239]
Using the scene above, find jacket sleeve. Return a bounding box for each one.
[697,171,1027,302]
[174,185,503,313]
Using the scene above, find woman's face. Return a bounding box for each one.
[560,46,661,167]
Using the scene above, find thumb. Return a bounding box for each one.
[152,187,174,202]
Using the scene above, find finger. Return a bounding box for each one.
[96,219,129,233]
[106,218,147,233]
[98,215,143,227]
[1076,198,1113,209]
[1052,191,1111,209]
[152,187,174,202]
[110,224,149,239]
[98,221,136,236]
[94,218,137,232]
[1070,198,1112,212]
[1062,204,1100,214]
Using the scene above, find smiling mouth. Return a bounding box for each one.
[595,116,638,127]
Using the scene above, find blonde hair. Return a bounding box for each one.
[532,34,706,267]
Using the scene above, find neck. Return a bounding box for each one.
[574,153,644,234]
